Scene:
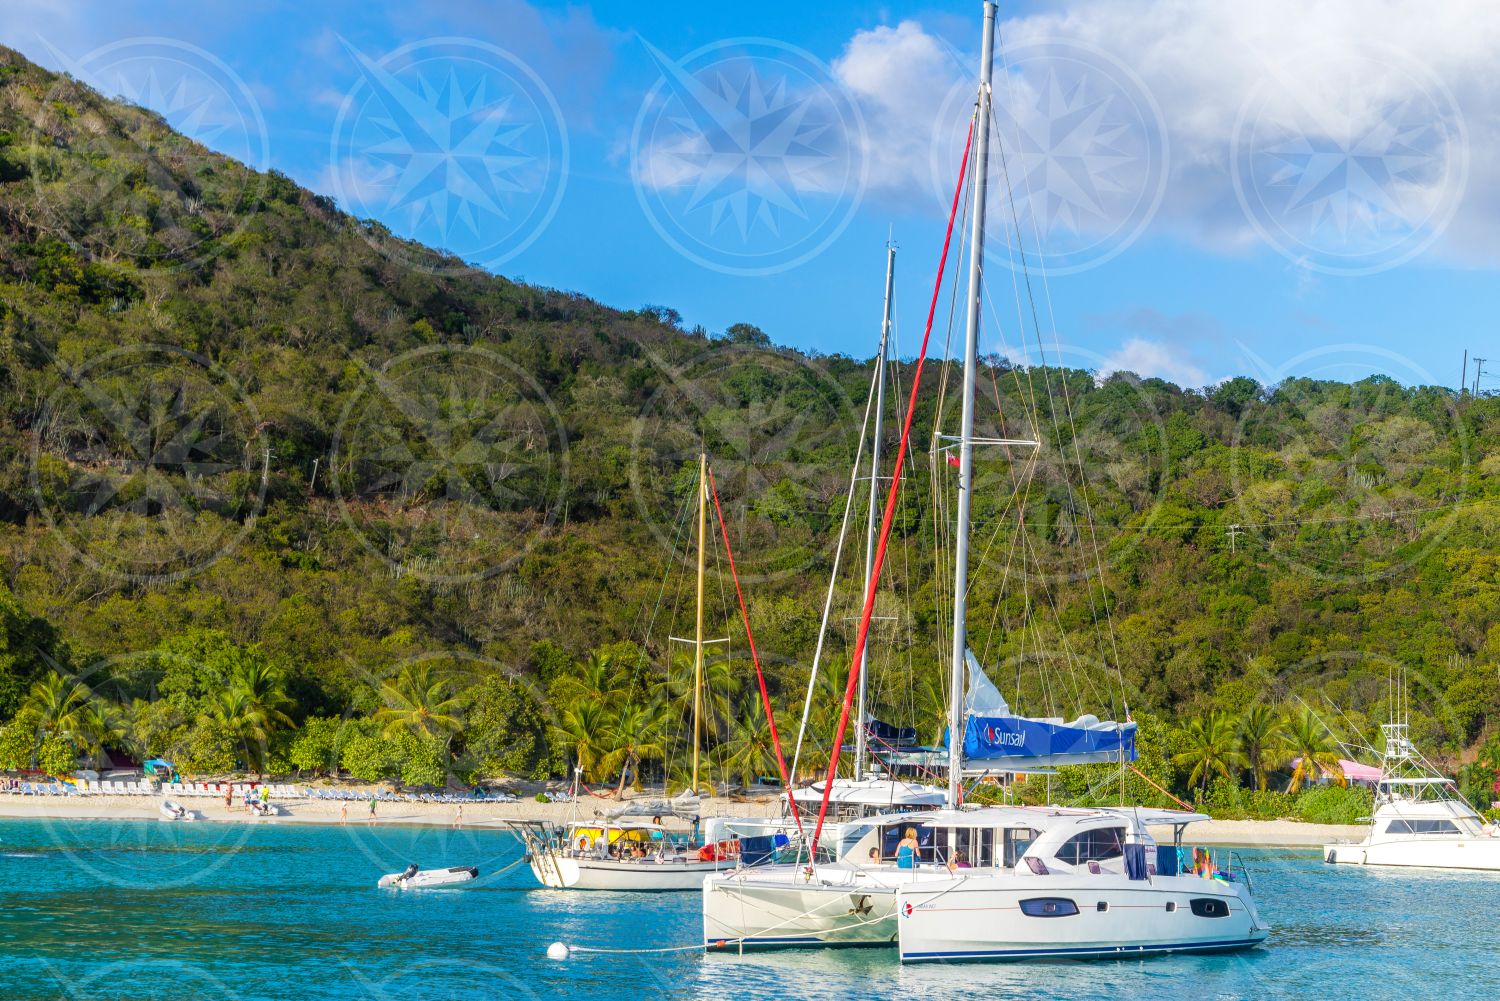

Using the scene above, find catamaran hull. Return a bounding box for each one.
[702,873,907,948]
[528,855,729,891]
[896,876,1268,963]
[1324,838,1500,870]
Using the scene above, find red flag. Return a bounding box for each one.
[946,454,961,469]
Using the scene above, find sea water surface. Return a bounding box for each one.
[0,815,1495,1000]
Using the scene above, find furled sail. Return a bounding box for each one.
[955,650,1137,767]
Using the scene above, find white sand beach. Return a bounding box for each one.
[0,792,1360,847]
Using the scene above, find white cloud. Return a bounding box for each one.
[829,1,1500,268]
[1098,337,1209,387]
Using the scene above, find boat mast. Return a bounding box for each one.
[693,451,707,795]
[947,1,997,811]
[855,243,895,782]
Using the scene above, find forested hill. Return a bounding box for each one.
[0,44,1498,798]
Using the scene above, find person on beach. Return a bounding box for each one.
[368,797,377,822]
[453,804,463,828]
[224,785,232,812]
[339,803,348,825]
[896,828,920,869]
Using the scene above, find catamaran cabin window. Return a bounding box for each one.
[1055,827,1126,866]
[1003,828,1039,868]
[1384,818,1460,835]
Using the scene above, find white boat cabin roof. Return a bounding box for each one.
[912,805,1210,832]
[791,777,946,808]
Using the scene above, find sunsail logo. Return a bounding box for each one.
[983,725,1026,747]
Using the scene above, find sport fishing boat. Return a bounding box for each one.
[1324,721,1500,870]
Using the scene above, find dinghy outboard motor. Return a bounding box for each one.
[400,863,419,881]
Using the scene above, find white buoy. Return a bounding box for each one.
[546,942,570,961]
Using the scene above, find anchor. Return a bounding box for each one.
[847,893,873,917]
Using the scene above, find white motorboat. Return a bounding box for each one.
[894,807,1269,962]
[158,800,194,822]
[514,819,736,891]
[1324,722,1500,870]
[377,864,479,889]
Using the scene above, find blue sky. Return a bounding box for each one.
[6,0,1498,390]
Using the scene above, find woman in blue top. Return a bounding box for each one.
[896,828,920,869]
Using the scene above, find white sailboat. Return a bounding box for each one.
[1324,721,1500,870]
[706,242,947,857]
[515,454,744,890]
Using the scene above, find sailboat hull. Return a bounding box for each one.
[703,865,951,948]
[529,854,730,891]
[895,874,1268,963]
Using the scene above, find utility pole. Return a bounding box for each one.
[1475,359,1487,398]
[1461,350,1468,397]
[1227,524,1244,553]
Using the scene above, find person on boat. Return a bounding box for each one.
[576,835,590,854]
[896,828,920,869]
[868,846,880,864]
[947,849,971,873]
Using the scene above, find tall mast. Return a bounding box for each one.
[855,243,895,782]
[947,1,997,811]
[693,451,707,795]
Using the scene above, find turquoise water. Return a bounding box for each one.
[0,816,1495,999]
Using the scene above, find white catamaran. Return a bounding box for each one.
[705,1,1269,961]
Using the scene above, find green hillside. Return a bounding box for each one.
[1,45,1498,809]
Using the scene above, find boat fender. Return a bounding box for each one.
[698,844,717,862]
[546,942,570,960]
[577,836,590,852]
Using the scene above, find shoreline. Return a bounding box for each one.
[0,795,1362,847]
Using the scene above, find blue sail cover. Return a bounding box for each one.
[961,714,1137,767]
[952,649,1136,767]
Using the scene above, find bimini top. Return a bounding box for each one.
[912,805,1210,832]
[791,777,946,808]
[954,651,1137,768]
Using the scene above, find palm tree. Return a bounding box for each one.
[203,662,296,778]
[554,649,631,713]
[1283,708,1346,793]
[721,707,780,790]
[600,700,668,795]
[26,672,94,744]
[374,663,463,743]
[1172,711,1245,794]
[1237,704,1285,792]
[549,697,613,783]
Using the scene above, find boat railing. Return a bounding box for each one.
[1229,851,1252,895]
